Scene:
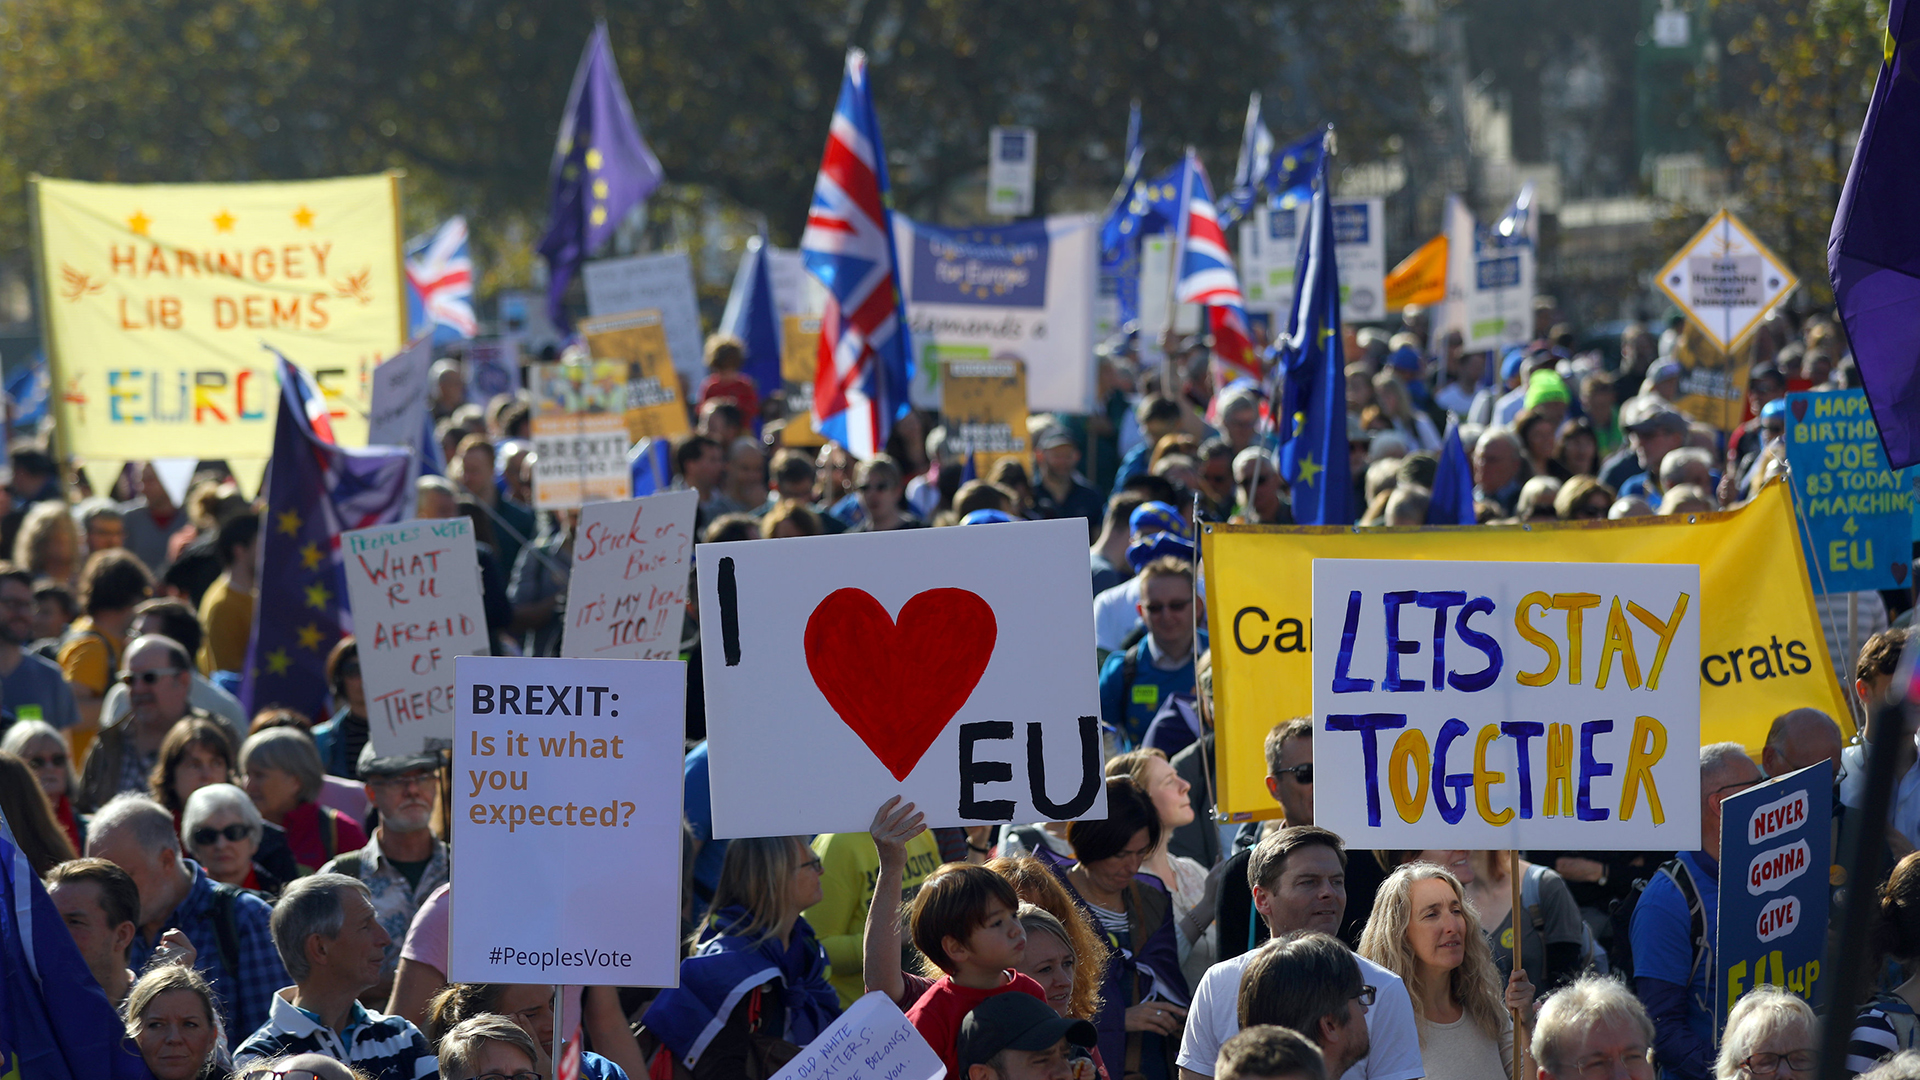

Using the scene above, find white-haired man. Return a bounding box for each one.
[1530,975,1656,1080]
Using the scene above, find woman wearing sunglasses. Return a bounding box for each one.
[1,719,84,852]
[1358,861,1535,1080]
[182,782,286,897]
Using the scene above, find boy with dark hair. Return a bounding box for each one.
[905,862,1044,1075]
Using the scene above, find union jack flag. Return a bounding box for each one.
[1172,152,1260,379]
[800,48,912,460]
[405,216,478,342]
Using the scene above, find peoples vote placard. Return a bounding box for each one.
[1312,559,1701,849]
[450,655,683,986]
[342,518,490,756]
[700,518,1105,837]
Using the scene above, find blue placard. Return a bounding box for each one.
[1716,762,1832,1029]
[1784,389,1915,593]
[910,219,1049,308]
[1476,254,1522,290]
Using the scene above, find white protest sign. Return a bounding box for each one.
[450,655,684,986]
[700,518,1105,838]
[368,339,432,450]
[1312,559,1701,849]
[466,338,521,407]
[895,213,1097,413]
[1464,241,1535,352]
[988,126,1037,217]
[1240,198,1388,324]
[582,251,705,377]
[1656,209,1798,353]
[561,491,696,660]
[770,991,945,1080]
[342,517,490,756]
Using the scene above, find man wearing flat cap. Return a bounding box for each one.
[320,743,449,1003]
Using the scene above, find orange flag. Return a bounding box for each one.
[1385,233,1448,311]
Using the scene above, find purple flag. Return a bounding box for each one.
[240,351,413,720]
[538,23,665,331]
[1830,0,1920,469]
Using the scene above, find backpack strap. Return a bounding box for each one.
[1661,858,1712,1019]
[206,881,243,986]
[1522,862,1546,931]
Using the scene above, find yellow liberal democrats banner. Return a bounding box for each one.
[33,173,405,459]
[1202,479,1850,820]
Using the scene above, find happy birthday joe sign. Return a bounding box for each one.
[1313,559,1701,848]
[33,174,405,460]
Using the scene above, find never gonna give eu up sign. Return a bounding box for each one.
[1312,559,1701,849]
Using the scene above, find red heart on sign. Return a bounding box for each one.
[1895,562,1910,585]
[1791,398,1808,423]
[804,587,998,781]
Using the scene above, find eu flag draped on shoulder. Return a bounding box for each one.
[1275,134,1352,525]
[1830,0,1920,469]
[800,48,912,460]
[1426,418,1477,525]
[537,23,665,332]
[240,352,413,720]
[1170,151,1261,380]
[718,235,785,430]
[0,809,150,1080]
[404,216,477,345]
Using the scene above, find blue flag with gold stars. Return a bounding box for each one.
[240,350,413,720]
[1275,140,1351,525]
[539,23,665,331]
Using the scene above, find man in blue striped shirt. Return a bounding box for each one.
[235,873,438,1080]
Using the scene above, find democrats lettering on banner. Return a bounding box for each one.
[530,360,633,510]
[561,491,696,661]
[1204,482,1848,820]
[33,174,405,460]
[1311,558,1701,848]
[450,655,683,986]
[1785,388,1915,593]
[699,518,1106,837]
[895,213,1097,414]
[1717,762,1831,1024]
[770,992,944,1080]
[343,518,490,756]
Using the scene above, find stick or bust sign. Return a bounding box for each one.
[1312,559,1702,849]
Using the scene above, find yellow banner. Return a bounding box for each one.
[1201,480,1850,820]
[1385,233,1448,311]
[33,173,405,459]
[941,357,1030,476]
[579,309,691,444]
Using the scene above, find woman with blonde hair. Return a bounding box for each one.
[1105,748,1215,982]
[989,855,1110,1024]
[642,836,840,1078]
[15,499,80,586]
[1358,861,1534,1080]
[124,962,229,1080]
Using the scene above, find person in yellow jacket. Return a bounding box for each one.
[804,824,943,1007]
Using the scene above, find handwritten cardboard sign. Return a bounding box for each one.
[1717,762,1831,1024]
[770,992,945,1080]
[450,655,684,985]
[561,491,696,661]
[581,251,705,377]
[368,339,432,450]
[579,309,691,444]
[1784,388,1915,593]
[342,517,490,756]
[699,518,1105,838]
[530,359,633,510]
[1312,558,1702,849]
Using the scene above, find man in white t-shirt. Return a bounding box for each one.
[1177,827,1424,1080]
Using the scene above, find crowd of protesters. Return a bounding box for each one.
[3,295,1919,1080]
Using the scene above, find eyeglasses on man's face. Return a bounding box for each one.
[1738,1050,1816,1076]
[1273,762,1313,785]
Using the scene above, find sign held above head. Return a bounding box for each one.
[699,518,1106,837]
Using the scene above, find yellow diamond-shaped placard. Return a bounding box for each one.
[1654,209,1798,353]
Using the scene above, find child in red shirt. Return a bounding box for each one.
[904,862,1047,1076]
[698,334,761,423]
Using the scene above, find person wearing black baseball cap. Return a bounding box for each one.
[958,991,1100,1080]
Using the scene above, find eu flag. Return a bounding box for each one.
[0,811,150,1080]
[1425,419,1477,525]
[719,236,784,431]
[1275,141,1351,525]
[1830,0,1920,469]
[538,23,665,331]
[240,351,413,720]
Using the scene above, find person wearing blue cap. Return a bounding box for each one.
[1091,509,1194,656]
[1467,347,1529,425]
[1097,553,1205,753]
[1725,364,1789,495]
